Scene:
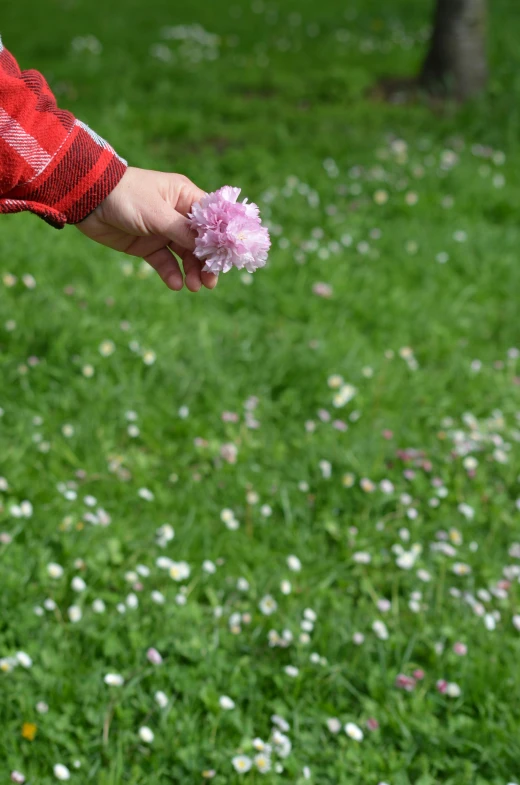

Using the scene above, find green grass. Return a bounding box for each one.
[2,0,520,783]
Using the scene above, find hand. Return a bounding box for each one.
[77,167,218,292]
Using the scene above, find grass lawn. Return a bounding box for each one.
[2,0,520,782]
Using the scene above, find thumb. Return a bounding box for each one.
[149,204,197,252]
[174,178,207,218]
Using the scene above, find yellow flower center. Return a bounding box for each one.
[22,722,37,741]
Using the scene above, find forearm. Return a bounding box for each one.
[0,35,127,227]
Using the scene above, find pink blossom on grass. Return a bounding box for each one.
[220,443,238,464]
[312,282,333,298]
[221,411,239,423]
[395,674,416,692]
[453,642,467,656]
[189,186,270,274]
[146,647,163,666]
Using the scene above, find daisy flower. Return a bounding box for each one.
[259,595,278,615]
[232,755,252,774]
[345,722,363,741]
[219,695,235,710]
[254,753,272,774]
[138,726,154,743]
[104,674,124,686]
[53,764,71,781]
[287,554,302,572]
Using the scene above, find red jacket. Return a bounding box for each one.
[0,36,126,228]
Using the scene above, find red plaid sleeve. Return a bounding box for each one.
[0,36,127,228]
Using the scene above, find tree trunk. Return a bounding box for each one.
[420,0,488,101]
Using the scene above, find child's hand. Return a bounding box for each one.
[77,167,218,292]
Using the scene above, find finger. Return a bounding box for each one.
[144,247,184,291]
[124,234,171,259]
[201,270,218,290]
[173,176,207,218]
[152,207,197,252]
[169,243,218,291]
[180,250,203,293]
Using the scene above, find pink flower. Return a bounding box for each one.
[436,679,448,694]
[395,674,416,692]
[221,411,239,423]
[413,669,425,680]
[188,186,270,274]
[220,443,238,464]
[146,647,163,666]
[453,642,467,656]
[11,773,25,784]
[366,718,379,731]
[312,282,333,298]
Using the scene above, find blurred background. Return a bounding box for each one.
[2,1,520,783]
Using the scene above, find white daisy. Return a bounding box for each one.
[138,726,154,743]
[345,722,363,741]
[138,488,154,501]
[372,620,389,640]
[155,690,168,708]
[15,651,33,668]
[71,576,87,593]
[259,595,278,615]
[287,555,301,572]
[326,717,342,734]
[104,673,124,687]
[99,340,115,357]
[254,753,271,774]
[169,561,191,581]
[53,764,71,781]
[68,605,82,623]
[47,563,64,579]
[232,755,252,773]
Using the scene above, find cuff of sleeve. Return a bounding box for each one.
[0,120,127,228]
